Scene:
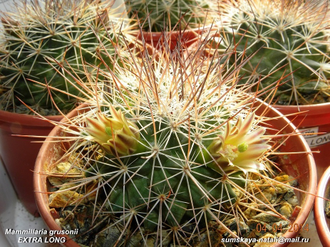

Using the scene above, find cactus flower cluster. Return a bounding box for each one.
[86,106,140,156]
[206,114,269,174]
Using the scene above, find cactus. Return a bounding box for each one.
[0,0,130,114]
[125,0,213,32]
[213,0,330,105]
[41,41,298,246]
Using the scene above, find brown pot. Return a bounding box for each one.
[135,26,210,51]
[276,103,330,181]
[34,101,317,246]
[314,166,330,246]
[0,109,62,216]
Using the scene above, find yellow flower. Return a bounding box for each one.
[85,106,140,156]
[208,114,270,173]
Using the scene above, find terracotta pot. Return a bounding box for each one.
[275,103,330,181]
[34,101,316,246]
[314,166,330,246]
[0,109,62,216]
[136,26,210,51]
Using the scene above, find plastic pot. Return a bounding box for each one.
[0,109,62,216]
[314,166,330,246]
[34,100,316,247]
[276,103,330,181]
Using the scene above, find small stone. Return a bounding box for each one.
[274,183,290,194]
[253,211,283,223]
[279,202,293,218]
[225,218,250,235]
[256,187,277,205]
[283,187,296,199]
[243,203,259,219]
[54,161,81,174]
[49,191,84,208]
[274,174,298,186]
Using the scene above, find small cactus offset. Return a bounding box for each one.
[125,0,213,32]
[0,0,130,114]
[214,0,330,105]
[43,44,292,246]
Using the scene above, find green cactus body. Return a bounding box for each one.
[0,0,127,114]
[125,0,211,32]
[217,0,330,105]
[49,49,272,245]
[89,118,241,232]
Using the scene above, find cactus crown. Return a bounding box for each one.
[45,44,283,246]
[0,0,130,114]
[125,0,213,32]
[215,0,330,105]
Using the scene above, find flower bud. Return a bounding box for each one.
[85,106,140,156]
[208,114,270,173]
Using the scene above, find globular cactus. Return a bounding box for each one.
[0,0,130,114]
[47,46,276,246]
[125,0,213,32]
[214,0,330,105]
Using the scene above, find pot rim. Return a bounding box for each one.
[314,166,330,246]
[275,101,330,111]
[275,101,330,127]
[0,109,62,127]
